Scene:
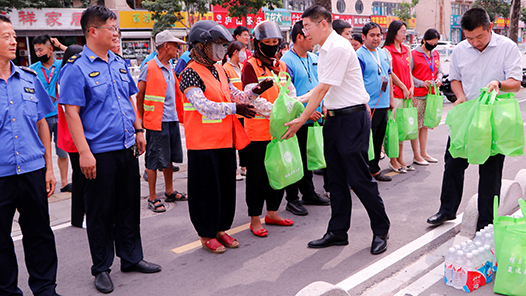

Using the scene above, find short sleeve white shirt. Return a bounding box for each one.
[318,31,370,109]
[449,32,522,101]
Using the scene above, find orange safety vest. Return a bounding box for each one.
[141,59,184,131]
[183,62,237,150]
[244,57,288,141]
[223,62,244,119]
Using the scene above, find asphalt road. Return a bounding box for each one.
[13,90,526,296]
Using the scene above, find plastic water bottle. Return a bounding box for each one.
[484,244,494,282]
[453,250,466,290]
[473,232,483,244]
[474,241,482,252]
[454,244,462,251]
[444,247,456,286]
[464,253,485,291]
[461,242,469,252]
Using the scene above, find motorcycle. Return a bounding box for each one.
[441,69,526,103]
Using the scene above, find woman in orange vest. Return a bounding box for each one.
[179,20,274,253]
[410,28,442,165]
[242,21,296,238]
[223,41,248,180]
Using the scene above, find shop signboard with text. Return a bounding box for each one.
[2,8,85,30]
[119,11,213,29]
[212,5,264,29]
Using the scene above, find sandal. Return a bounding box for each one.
[217,233,239,248]
[201,238,225,254]
[148,198,166,213]
[250,225,268,237]
[264,216,294,226]
[165,190,187,202]
[373,173,392,182]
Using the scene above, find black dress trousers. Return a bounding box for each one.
[285,122,317,201]
[323,109,390,238]
[438,138,505,230]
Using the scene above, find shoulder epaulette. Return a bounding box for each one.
[20,66,37,76]
[67,53,82,63]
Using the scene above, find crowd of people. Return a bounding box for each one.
[0,3,522,295]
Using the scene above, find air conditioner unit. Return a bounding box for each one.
[19,49,28,57]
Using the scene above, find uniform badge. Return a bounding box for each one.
[24,87,35,94]
[119,68,127,74]
[89,71,100,77]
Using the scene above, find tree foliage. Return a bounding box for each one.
[210,0,282,27]
[520,6,526,24]
[394,0,419,22]
[472,0,510,22]
[314,0,331,11]
[142,0,209,35]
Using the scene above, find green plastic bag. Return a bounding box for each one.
[466,90,496,165]
[447,99,477,159]
[269,72,305,140]
[491,92,524,157]
[423,84,443,128]
[396,98,418,141]
[264,135,304,190]
[307,121,326,170]
[493,197,526,296]
[384,109,399,158]
[368,130,375,161]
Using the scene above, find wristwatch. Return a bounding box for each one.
[135,128,144,134]
[497,81,502,89]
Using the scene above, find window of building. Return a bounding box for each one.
[287,0,315,11]
[451,3,460,16]
[355,0,364,14]
[372,1,399,16]
[337,0,346,13]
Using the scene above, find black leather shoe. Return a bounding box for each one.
[308,232,348,248]
[371,234,388,255]
[302,193,330,205]
[121,260,162,273]
[426,213,456,225]
[94,271,114,294]
[286,200,308,216]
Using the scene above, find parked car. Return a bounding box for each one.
[436,41,456,56]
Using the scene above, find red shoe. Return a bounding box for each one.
[201,238,225,253]
[217,233,239,248]
[250,225,268,237]
[264,216,294,226]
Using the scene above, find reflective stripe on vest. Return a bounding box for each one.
[244,57,288,141]
[141,59,168,131]
[183,62,235,150]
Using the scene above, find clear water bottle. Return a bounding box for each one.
[473,232,483,244]
[453,250,466,290]
[461,242,469,252]
[484,244,494,282]
[444,247,456,286]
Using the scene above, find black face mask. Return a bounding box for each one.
[37,53,51,63]
[424,42,437,51]
[259,42,279,58]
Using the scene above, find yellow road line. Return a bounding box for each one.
[171,218,265,254]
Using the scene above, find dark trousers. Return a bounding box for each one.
[69,152,86,227]
[369,108,388,174]
[245,141,284,216]
[238,118,247,167]
[83,149,143,276]
[324,109,390,238]
[285,123,317,202]
[0,168,58,296]
[187,148,236,238]
[438,138,505,230]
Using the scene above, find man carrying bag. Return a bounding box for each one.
[426,8,522,231]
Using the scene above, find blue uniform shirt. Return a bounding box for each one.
[140,51,157,69]
[356,46,391,109]
[281,49,322,123]
[29,58,62,118]
[174,51,191,76]
[0,62,55,177]
[59,46,139,154]
[138,56,178,122]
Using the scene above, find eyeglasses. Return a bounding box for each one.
[302,20,322,35]
[94,26,120,33]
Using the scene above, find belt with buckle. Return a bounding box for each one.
[327,104,366,117]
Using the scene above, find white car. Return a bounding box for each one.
[435,41,456,56]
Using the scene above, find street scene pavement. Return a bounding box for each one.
[10,57,526,296]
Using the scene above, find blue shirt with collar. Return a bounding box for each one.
[280,48,323,124]
[174,51,191,76]
[59,45,139,154]
[29,58,62,118]
[138,56,178,122]
[0,62,55,177]
[356,46,391,109]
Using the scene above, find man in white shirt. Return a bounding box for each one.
[426,8,522,230]
[283,5,390,255]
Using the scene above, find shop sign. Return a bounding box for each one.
[119,11,213,29]
[264,9,291,27]
[494,17,509,29]
[3,8,85,30]
[450,15,461,29]
[353,15,370,28]
[291,12,302,25]
[370,15,388,28]
[212,5,264,29]
[333,14,353,24]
